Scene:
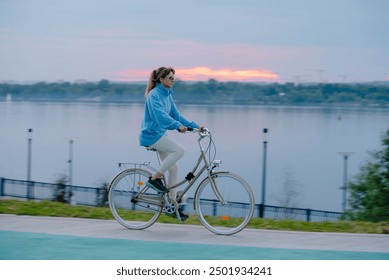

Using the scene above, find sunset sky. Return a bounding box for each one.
[1,0,388,83]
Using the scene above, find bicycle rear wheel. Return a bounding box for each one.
[195,171,255,235]
[109,168,162,230]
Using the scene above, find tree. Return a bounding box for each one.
[97,79,110,91]
[273,168,303,208]
[347,128,389,221]
[53,175,69,203]
[97,181,109,207]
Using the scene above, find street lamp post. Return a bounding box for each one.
[338,152,353,212]
[67,137,78,205]
[27,128,33,181]
[26,128,33,200]
[67,137,78,186]
[260,128,269,218]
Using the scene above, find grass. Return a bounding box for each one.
[1,199,389,234]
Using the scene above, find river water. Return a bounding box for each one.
[1,101,388,212]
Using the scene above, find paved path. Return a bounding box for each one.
[1,214,389,259]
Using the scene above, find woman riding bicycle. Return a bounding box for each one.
[139,66,203,220]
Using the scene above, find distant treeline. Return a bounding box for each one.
[1,79,389,106]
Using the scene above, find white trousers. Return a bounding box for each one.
[150,136,185,198]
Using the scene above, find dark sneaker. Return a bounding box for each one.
[146,178,169,193]
[166,208,189,221]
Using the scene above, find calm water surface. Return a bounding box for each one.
[1,101,388,211]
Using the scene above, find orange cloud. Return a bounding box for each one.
[176,67,279,81]
[113,67,279,82]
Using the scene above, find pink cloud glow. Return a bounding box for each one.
[113,67,279,82]
[176,67,279,81]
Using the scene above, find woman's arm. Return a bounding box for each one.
[147,93,182,130]
[170,97,199,129]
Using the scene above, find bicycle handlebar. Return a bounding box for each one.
[189,127,209,133]
[191,127,210,138]
[178,127,209,135]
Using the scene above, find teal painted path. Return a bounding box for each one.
[1,230,389,260]
[1,215,389,260]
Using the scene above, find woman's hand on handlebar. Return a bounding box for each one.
[178,126,188,133]
[178,125,206,133]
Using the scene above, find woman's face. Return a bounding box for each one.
[160,71,175,89]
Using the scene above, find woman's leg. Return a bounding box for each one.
[150,136,185,198]
[157,151,179,199]
[151,137,188,219]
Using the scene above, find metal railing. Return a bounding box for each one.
[0,177,107,207]
[0,177,343,222]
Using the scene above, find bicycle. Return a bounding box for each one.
[108,128,255,235]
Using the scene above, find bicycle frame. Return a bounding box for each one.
[170,147,208,202]
[132,129,224,210]
[167,130,226,206]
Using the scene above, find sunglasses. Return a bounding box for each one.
[166,76,175,81]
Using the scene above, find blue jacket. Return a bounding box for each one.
[139,83,199,146]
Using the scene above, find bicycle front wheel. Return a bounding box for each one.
[195,171,255,235]
[109,168,162,230]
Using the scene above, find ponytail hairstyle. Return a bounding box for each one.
[145,67,175,98]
